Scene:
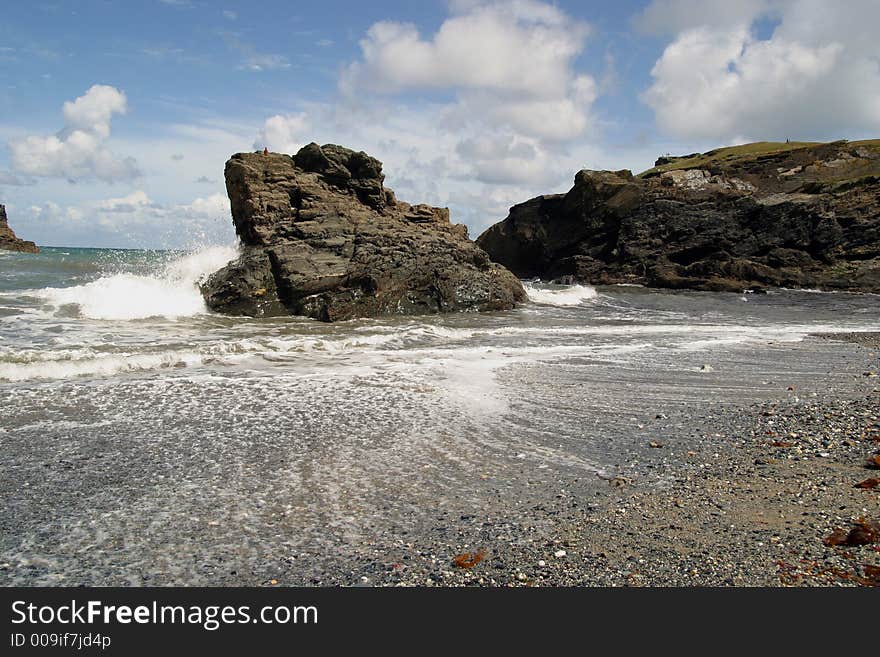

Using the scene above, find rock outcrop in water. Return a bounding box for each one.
[477,140,880,293]
[201,144,525,321]
[0,205,39,253]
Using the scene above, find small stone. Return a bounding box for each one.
[538,560,546,567]
[554,550,567,558]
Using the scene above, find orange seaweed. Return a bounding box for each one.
[453,549,486,569]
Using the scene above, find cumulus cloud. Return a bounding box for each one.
[180,193,230,217]
[456,135,553,185]
[95,190,158,213]
[641,0,880,141]
[341,0,596,143]
[28,201,84,224]
[343,3,586,97]
[8,85,140,182]
[255,113,309,152]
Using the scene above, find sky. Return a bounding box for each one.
[1,0,878,248]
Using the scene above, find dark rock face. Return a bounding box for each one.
[0,205,39,253]
[202,144,525,321]
[477,141,880,293]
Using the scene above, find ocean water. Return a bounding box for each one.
[1,246,878,584]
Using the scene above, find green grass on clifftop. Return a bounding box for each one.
[639,141,822,177]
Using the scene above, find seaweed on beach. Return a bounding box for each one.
[453,549,487,569]
[823,518,880,547]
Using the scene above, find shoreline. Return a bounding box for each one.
[1,334,877,587]
[385,334,879,586]
[811,331,880,349]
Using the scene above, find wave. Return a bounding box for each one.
[33,245,237,320]
[523,282,599,306]
[0,351,209,382]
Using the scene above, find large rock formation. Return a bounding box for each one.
[0,205,39,253]
[477,140,880,293]
[201,144,525,321]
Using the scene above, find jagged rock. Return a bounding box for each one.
[202,143,525,321]
[0,205,39,253]
[477,140,880,293]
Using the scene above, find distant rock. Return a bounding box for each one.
[477,140,880,293]
[201,144,525,321]
[0,205,39,253]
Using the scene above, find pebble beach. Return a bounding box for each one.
[384,333,880,587]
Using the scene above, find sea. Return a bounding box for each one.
[1,245,878,583]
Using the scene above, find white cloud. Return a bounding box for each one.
[95,190,154,213]
[343,5,586,96]
[255,113,309,152]
[642,0,880,141]
[180,193,230,217]
[222,10,237,20]
[456,135,552,185]
[341,0,595,144]
[8,85,140,182]
[250,1,623,235]
[28,201,84,224]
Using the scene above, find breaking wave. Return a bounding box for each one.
[34,245,237,320]
[523,282,599,306]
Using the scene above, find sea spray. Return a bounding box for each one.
[523,282,599,306]
[35,245,237,320]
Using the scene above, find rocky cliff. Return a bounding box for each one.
[201,144,525,321]
[0,205,39,253]
[477,140,880,293]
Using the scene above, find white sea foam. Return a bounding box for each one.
[0,351,208,382]
[0,310,871,383]
[524,282,598,306]
[34,245,237,320]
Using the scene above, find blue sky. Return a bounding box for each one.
[1,0,878,248]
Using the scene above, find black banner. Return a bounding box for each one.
[2,586,875,653]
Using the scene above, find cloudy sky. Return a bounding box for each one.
[1,0,878,248]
